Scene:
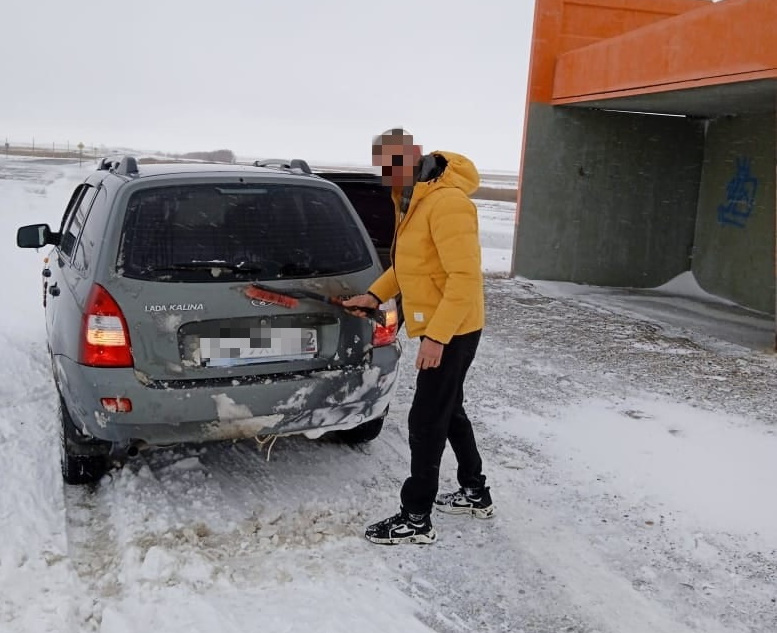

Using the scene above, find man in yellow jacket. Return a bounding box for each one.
[344,128,494,545]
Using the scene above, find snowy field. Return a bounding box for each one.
[1,157,776,633]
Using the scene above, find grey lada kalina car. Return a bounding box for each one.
[17,156,401,485]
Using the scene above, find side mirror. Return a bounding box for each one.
[17,224,57,249]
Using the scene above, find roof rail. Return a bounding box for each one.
[116,156,139,177]
[253,158,313,175]
[97,155,140,177]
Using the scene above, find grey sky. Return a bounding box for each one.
[0,0,534,171]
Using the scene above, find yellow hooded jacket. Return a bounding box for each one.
[368,151,485,345]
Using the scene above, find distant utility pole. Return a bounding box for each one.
[4,138,8,158]
[78,142,84,167]
[32,137,35,155]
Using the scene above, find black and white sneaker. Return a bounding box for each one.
[434,486,495,519]
[364,510,437,545]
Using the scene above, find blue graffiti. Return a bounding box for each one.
[717,157,758,228]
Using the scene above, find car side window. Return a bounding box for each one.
[72,187,107,273]
[58,185,87,237]
[60,186,98,258]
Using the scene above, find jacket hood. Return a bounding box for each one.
[426,151,480,196]
[391,151,481,217]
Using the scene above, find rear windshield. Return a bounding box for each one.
[118,183,373,281]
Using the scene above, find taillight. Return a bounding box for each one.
[372,298,399,347]
[80,284,133,367]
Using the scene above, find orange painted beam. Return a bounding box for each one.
[526,0,708,103]
[560,0,711,51]
[553,0,777,103]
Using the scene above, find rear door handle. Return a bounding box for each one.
[48,283,60,297]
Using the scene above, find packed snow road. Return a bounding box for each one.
[1,157,775,633]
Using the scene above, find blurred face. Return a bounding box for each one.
[372,137,422,187]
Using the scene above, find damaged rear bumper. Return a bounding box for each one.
[54,344,400,445]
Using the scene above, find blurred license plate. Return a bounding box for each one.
[200,328,317,367]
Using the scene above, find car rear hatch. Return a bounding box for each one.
[106,179,381,384]
[314,172,394,270]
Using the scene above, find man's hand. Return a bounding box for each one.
[416,337,443,370]
[341,293,380,318]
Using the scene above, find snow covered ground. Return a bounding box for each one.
[1,157,776,633]
[474,198,516,274]
[530,274,775,353]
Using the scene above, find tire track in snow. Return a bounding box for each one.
[62,436,397,599]
[493,491,733,633]
[61,434,441,631]
[63,486,124,631]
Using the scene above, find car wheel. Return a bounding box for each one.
[333,410,386,444]
[58,394,110,485]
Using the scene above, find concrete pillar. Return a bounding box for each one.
[513,106,704,287]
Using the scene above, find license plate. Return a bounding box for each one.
[199,328,317,367]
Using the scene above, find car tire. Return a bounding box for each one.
[58,394,110,485]
[333,410,386,444]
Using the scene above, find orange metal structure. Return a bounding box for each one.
[526,0,709,104]
[522,0,777,129]
[553,0,777,105]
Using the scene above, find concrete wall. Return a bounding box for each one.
[513,105,705,287]
[692,112,776,314]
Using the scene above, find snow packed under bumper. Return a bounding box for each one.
[55,343,401,445]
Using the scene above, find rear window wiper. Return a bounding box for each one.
[145,261,266,274]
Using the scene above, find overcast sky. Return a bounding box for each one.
[0,0,535,172]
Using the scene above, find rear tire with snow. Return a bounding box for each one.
[58,395,110,485]
[333,411,386,444]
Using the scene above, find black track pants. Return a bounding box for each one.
[400,329,486,515]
